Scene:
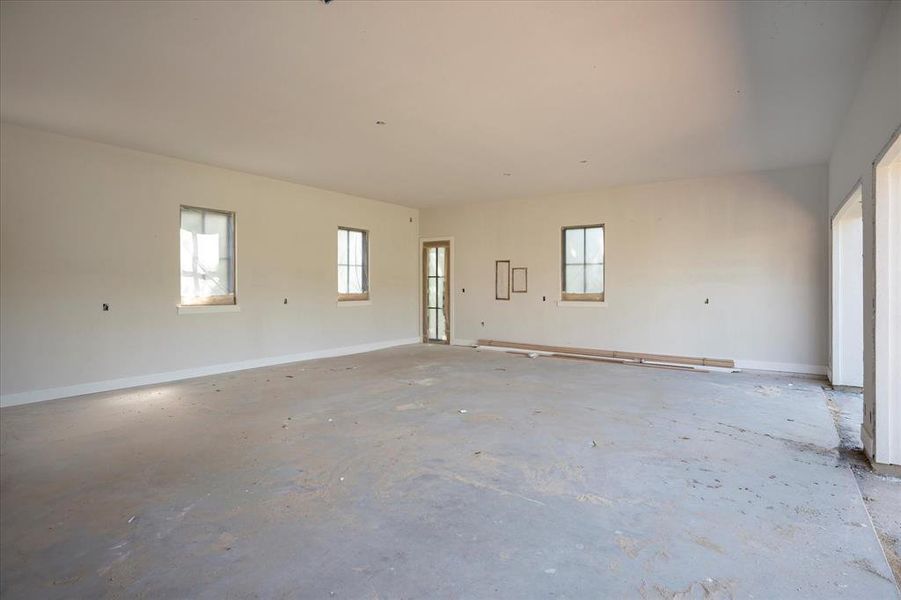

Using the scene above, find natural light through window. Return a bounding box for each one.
[562,225,604,301]
[180,206,235,306]
[337,227,369,301]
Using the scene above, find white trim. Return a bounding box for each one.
[734,360,826,376]
[177,304,241,314]
[452,338,478,347]
[336,300,372,307]
[556,300,607,308]
[830,183,864,386]
[874,130,901,466]
[419,236,455,344]
[0,337,420,408]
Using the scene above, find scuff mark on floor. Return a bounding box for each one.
[639,577,735,599]
[690,535,725,555]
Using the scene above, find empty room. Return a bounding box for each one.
[1,1,900,598]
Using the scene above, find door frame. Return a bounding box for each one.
[830,181,863,386]
[419,237,455,344]
[872,126,901,467]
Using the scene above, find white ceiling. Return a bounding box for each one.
[0,1,889,207]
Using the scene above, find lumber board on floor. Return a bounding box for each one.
[476,339,734,369]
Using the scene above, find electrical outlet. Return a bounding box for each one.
[102,303,110,311]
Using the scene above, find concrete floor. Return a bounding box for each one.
[827,387,901,585]
[1,344,899,599]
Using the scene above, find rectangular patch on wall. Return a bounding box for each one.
[495,260,510,300]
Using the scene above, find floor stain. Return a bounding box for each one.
[690,535,725,555]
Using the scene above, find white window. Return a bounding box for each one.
[180,206,235,306]
[562,224,604,301]
[337,227,369,301]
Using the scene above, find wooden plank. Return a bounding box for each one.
[477,340,616,359]
[477,339,734,369]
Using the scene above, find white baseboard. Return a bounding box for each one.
[452,338,478,347]
[0,337,421,408]
[734,359,826,376]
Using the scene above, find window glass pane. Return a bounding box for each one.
[585,227,603,264]
[338,265,348,294]
[565,265,585,293]
[428,248,437,276]
[197,233,220,272]
[437,277,445,308]
[349,230,362,265]
[181,208,202,232]
[180,275,195,297]
[585,264,604,293]
[202,269,228,297]
[349,266,363,294]
[337,230,347,264]
[360,232,368,290]
[180,229,195,272]
[205,212,229,255]
[565,228,584,264]
[180,207,234,303]
[428,277,437,308]
[428,309,437,339]
[437,247,445,276]
[437,308,446,341]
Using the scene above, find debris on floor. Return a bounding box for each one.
[2,345,897,598]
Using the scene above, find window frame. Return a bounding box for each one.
[337,226,370,302]
[561,224,605,302]
[179,205,237,307]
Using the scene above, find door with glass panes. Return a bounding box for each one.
[422,241,450,343]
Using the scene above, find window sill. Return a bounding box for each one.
[556,300,607,308]
[337,299,372,307]
[177,304,241,315]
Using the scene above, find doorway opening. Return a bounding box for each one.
[422,241,450,344]
[831,186,864,388]
[871,129,901,467]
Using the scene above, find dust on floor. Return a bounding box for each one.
[1,345,898,599]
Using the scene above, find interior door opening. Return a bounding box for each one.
[423,241,450,344]
[831,186,864,388]
[872,130,901,467]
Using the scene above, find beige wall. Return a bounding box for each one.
[0,123,838,403]
[0,123,419,404]
[827,0,900,466]
[420,164,829,372]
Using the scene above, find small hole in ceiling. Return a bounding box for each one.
[375,120,386,125]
